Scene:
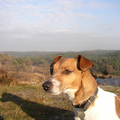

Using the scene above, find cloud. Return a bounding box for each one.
[85,1,114,9]
[0,30,120,51]
[0,0,120,51]
[0,0,94,29]
[0,11,12,28]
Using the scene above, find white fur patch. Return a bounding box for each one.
[64,87,120,120]
[83,87,120,120]
[50,79,61,95]
[64,89,78,103]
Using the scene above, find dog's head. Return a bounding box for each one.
[42,55,94,95]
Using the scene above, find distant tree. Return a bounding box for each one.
[103,65,114,75]
[43,60,50,80]
[24,57,33,66]
[3,54,11,70]
[16,58,24,65]
[13,59,18,65]
[107,65,114,74]
[102,71,108,75]
[24,57,33,73]
[0,54,3,68]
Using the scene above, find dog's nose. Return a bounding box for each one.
[42,82,52,91]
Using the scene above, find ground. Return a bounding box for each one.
[0,65,120,120]
[0,85,74,120]
[0,85,120,120]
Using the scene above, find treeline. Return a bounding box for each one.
[0,51,57,57]
[29,50,120,76]
[0,54,34,73]
[0,50,120,76]
[29,50,119,64]
[0,50,115,57]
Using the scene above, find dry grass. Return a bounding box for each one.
[0,85,74,120]
[0,65,74,120]
[0,65,47,86]
[0,65,120,120]
[0,69,18,86]
[100,86,120,97]
[0,84,120,120]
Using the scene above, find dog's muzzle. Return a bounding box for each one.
[42,81,52,92]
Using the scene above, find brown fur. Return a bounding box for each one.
[53,58,81,91]
[50,55,98,105]
[76,55,94,71]
[115,96,120,119]
[74,70,97,105]
[50,55,62,66]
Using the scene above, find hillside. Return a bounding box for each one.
[0,50,120,76]
[0,84,120,120]
[0,51,58,57]
[28,50,120,76]
[0,85,74,120]
[0,50,120,120]
[0,50,116,57]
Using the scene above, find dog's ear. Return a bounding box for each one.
[76,55,94,71]
[50,55,62,75]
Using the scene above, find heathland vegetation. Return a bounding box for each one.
[30,50,120,76]
[0,50,120,120]
[0,50,120,76]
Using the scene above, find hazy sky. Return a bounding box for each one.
[0,0,120,51]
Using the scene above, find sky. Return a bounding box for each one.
[0,0,120,51]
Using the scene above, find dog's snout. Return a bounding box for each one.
[42,82,52,91]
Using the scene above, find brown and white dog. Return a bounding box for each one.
[42,55,120,120]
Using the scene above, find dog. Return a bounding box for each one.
[42,55,120,120]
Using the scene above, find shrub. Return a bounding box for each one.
[0,69,18,86]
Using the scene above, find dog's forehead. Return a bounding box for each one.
[61,58,76,64]
[55,58,77,68]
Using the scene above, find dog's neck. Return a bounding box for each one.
[64,89,78,104]
[64,70,97,106]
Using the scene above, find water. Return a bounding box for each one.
[96,78,120,87]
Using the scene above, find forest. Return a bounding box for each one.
[0,50,120,76]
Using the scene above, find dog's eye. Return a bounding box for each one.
[63,70,72,74]
[50,67,53,75]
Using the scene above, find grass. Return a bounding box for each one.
[0,85,120,120]
[1,63,120,119]
[0,85,74,120]
[0,66,74,120]
[100,86,120,97]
